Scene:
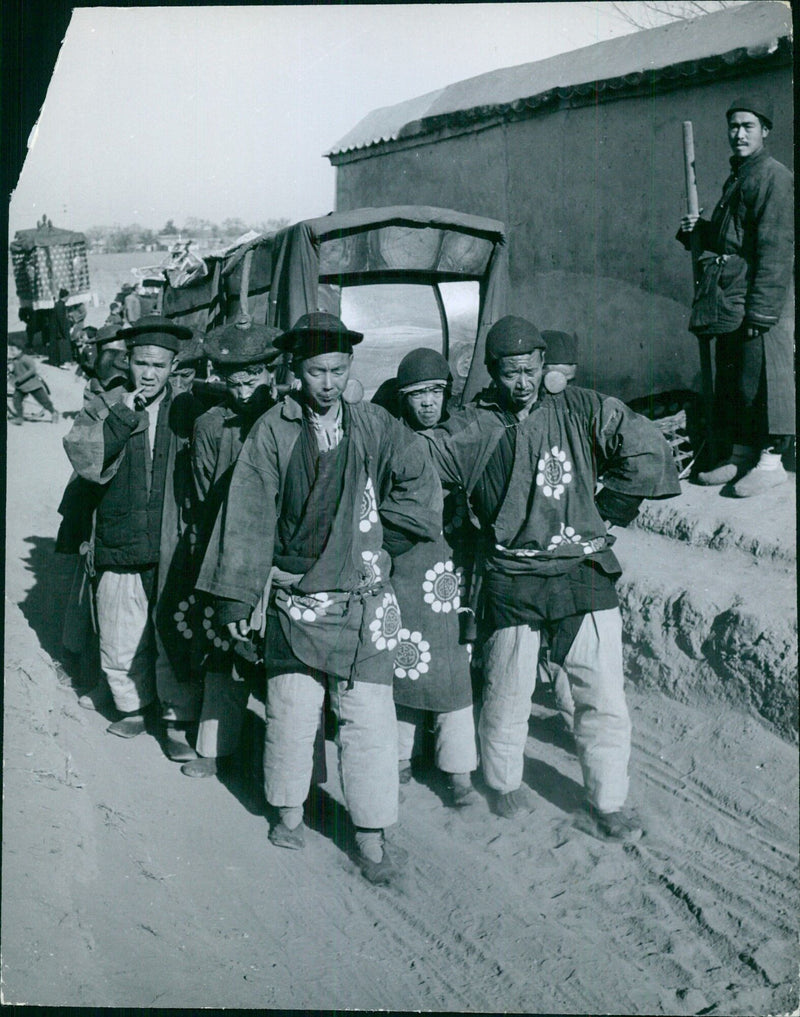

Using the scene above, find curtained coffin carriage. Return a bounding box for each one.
[160,206,509,406]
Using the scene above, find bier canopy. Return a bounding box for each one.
[161,205,509,406]
[10,223,91,309]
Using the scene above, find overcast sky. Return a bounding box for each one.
[8,3,650,235]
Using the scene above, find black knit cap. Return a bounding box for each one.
[274,312,363,360]
[203,317,283,366]
[396,348,451,392]
[484,315,545,364]
[542,330,579,364]
[119,314,191,353]
[726,95,774,129]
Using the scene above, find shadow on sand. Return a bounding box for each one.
[16,536,92,684]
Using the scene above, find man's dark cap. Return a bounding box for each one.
[542,330,579,364]
[397,348,451,392]
[84,323,127,347]
[485,315,545,364]
[203,317,283,366]
[175,334,207,367]
[726,96,774,129]
[119,314,191,353]
[274,311,363,359]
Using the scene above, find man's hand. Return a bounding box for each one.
[272,568,302,590]
[121,386,145,411]
[227,619,252,641]
[679,209,703,233]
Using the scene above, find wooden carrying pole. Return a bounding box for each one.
[682,120,716,464]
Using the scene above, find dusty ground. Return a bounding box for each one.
[2,364,798,1012]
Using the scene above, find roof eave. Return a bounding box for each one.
[327,36,792,163]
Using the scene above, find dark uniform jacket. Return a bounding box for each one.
[183,388,275,671]
[63,385,202,652]
[197,394,442,685]
[425,385,680,638]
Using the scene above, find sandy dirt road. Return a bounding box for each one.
[2,366,798,1012]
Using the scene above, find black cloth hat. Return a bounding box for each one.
[726,96,774,129]
[84,323,127,347]
[485,315,545,363]
[396,348,451,392]
[175,335,207,367]
[203,318,283,366]
[542,330,579,364]
[274,312,363,359]
[119,314,191,353]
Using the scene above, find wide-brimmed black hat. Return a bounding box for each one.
[203,318,283,366]
[84,323,127,347]
[118,314,192,353]
[274,312,363,359]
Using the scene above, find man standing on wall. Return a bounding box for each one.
[679,96,794,497]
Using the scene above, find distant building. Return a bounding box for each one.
[327,1,792,401]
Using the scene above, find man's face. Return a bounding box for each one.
[129,344,175,403]
[296,352,352,412]
[404,384,446,430]
[220,362,273,409]
[96,342,129,387]
[170,365,197,395]
[727,111,768,159]
[491,351,544,413]
[8,344,21,360]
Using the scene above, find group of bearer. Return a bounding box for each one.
[59,95,792,886]
[61,309,679,884]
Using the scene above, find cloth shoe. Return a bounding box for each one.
[269,819,306,850]
[351,830,404,885]
[696,445,757,485]
[587,806,643,842]
[492,785,535,819]
[107,711,147,738]
[181,756,218,778]
[50,410,60,424]
[164,722,198,762]
[732,449,788,497]
[446,773,479,808]
[78,681,114,712]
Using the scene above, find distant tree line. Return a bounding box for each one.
[85,216,291,253]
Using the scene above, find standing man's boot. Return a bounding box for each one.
[696,444,757,485]
[732,447,788,496]
[163,722,197,762]
[107,710,147,738]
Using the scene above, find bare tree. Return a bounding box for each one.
[608,1,741,30]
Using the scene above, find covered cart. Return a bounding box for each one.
[161,206,508,404]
